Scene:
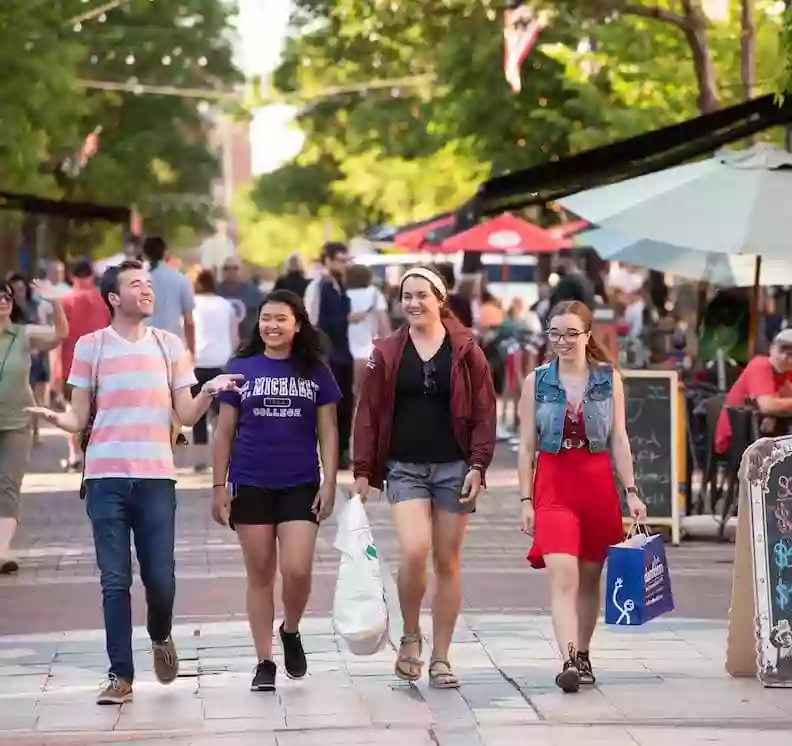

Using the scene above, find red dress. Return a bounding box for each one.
[527,403,624,569]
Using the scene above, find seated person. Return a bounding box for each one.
[715,329,792,454]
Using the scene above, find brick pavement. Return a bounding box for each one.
[3,478,736,636]
[0,614,789,746]
[0,429,776,745]
[2,427,736,636]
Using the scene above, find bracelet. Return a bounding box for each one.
[212,483,225,488]
[521,496,533,503]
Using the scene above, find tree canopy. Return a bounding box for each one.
[237,0,785,268]
[0,0,241,257]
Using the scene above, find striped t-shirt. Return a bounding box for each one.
[68,326,197,480]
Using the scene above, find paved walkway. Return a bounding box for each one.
[0,613,789,746]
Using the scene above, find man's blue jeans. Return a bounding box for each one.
[85,478,176,683]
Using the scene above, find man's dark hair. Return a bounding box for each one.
[100,259,144,315]
[549,272,595,313]
[70,258,94,279]
[435,263,456,290]
[320,241,348,263]
[194,268,216,295]
[142,235,167,268]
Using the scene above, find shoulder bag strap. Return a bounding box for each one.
[79,331,104,499]
[150,328,173,394]
[150,328,183,449]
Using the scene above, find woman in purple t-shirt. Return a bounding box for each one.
[212,289,340,692]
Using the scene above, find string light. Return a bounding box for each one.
[66,0,135,26]
[75,73,437,104]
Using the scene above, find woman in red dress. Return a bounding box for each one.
[517,300,647,693]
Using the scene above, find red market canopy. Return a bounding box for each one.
[436,212,568,254]
[393,215,455,250]
[548,219,589,239]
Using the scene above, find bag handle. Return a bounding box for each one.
[625,519,651,539]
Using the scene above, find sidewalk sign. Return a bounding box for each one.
[726,435,792,687]
[622,370,682,545]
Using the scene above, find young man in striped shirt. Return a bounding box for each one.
[28,260,242,705]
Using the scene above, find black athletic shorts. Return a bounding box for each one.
[229,481,320,528]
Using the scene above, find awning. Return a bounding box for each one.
[435,212,567,253]
[473,93,792,214]
[0,190,131,223]
[394,215,456,250]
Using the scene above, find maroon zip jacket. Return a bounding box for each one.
[352,313,497,490]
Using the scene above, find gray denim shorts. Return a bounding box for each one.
[385,460,474,515]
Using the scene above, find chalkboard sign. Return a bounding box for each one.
[622,371,680,544]
[743,435,792,687]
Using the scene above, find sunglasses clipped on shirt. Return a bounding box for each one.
[422,360,437,395]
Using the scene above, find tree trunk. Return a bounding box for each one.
[619,1,720,114]
[740,0,756,101]
[681,1,720,113]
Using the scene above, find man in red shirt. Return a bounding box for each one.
[715,328,792,454]
[57,259,110,469]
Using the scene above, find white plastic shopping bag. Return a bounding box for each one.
[332,495,390,655]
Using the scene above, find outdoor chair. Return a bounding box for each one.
[719,405,759,539]
[701,394,727,515]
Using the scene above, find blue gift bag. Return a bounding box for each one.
[605,532,674,626]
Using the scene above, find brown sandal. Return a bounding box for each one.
[394,632,423,682]
[428,658,460,689]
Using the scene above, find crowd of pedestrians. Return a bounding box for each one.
[0,239,646,704]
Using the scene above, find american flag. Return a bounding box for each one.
[504,3,547,93]
[62,126,102,177]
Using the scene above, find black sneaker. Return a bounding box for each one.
[251,660,277,692]
[279,622,307,679]
[0,560,19,575]
[576,650,596,685]
[555,643,580,693]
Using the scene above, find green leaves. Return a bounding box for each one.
[0,0,241,254]
[237,0,786,266]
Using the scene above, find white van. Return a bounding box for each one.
[354,252,540,308]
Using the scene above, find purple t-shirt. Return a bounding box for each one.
[217,354,341,489]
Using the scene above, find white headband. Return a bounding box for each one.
[400,267,447,300]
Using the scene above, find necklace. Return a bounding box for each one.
[0,327,20,382]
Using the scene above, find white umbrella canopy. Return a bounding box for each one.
[558,143,792,261]
[580,228,792,287]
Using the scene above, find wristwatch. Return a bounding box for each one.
[625,485,640,497]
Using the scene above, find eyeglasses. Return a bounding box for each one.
[422,360,437,395]
[545,330,588,344]
[0,293,12,304]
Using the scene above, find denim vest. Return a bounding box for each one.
[534,359,614,454]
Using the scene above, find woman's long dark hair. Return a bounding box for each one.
[235,289,327,378]
[0,279,27,324]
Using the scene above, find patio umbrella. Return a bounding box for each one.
[435,212,568,254]
[581,229,792,288]
[557,143,792,260]
[558,143,792,353]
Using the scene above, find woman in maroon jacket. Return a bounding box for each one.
[353,266,497,689]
